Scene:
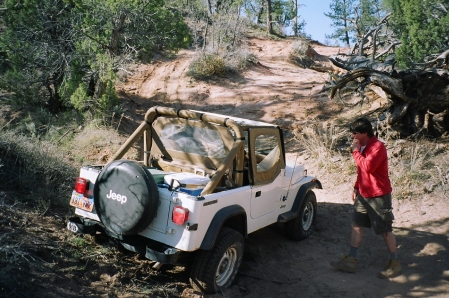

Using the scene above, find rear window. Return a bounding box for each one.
[160,123,228,158]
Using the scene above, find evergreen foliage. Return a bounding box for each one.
[325,0,357,47]
[241,0,306,36]
[325,0,448,67]
[0,0,190,113]
[387,0,449,67]
[355,0,385,36]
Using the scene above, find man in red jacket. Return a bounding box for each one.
[331,118,402,278]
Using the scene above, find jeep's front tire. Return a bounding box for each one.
[285,190,317,241]
[189,227,244,294]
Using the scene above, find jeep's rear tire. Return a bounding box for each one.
[189,227,244,294]
[285,190,317,241]
[94,160,159,236]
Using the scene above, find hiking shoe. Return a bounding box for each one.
[330,255,358,273]
[378,259,402,279]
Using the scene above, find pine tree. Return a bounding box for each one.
[355,0,384,38]
[266,0,273,33]
[388,0,449,67]
[242,0,305,36]
[325,0,357,47]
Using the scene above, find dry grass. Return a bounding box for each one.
[295,122,348,167]
[0,108,138,210]
[67,124,139,164]
[295,123,449,200]
[291,38,311,56]
[390,142,449,200]
[0,132,76,210]
[187,48,256,78]
[294,122,355,186]
[187,53,227,78]
[289,38,315,68]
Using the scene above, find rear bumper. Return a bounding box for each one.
[121,239,180,264]
[67,216,180,264]
[67,216,100,234]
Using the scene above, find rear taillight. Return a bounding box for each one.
[75,177,89,194]
[172,206,189,225]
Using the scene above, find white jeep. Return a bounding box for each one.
[67,106,322,293]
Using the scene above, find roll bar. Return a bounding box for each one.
[108,106,245,195]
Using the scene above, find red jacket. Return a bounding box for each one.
[353,136,392,198]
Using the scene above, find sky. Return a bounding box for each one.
[299,0,334,44]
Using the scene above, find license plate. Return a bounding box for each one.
[69,190,94,212]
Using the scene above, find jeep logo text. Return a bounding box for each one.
[106,190,127,204]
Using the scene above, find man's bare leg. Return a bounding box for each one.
[351,226,363,248]
[382,232,396,251]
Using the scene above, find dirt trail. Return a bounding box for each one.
[117,38,343,132]
[116,37,449,298]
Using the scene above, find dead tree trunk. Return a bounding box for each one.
[326,12,449,138]
[329,62,449,138]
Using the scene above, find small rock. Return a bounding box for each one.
[424,182,435,193]
[330,156,341,162]
[391,147,403,157]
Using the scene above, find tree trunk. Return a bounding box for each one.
[266,0,273,34]
[343,0,350,47]
[343,19,350,47]
[294,0,298,37]
[325,9,449,138]
[94,80,107,103]
[207,0,213,14]
[109,12,126,55]
[47,72,64,114]
[329,65,449,137]
[257,6,264,24]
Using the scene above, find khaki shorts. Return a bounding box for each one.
[352,193,394,235]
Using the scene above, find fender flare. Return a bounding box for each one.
[277,180,322,223]
[200,205,247,250]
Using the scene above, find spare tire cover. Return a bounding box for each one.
[94,160,159,235]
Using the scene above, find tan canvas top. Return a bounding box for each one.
[151,116,235,170]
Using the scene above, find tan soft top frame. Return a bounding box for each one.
[108,106,246,196]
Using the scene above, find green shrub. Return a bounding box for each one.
[98,80,119,110]
[188,54,226,78]
[70,83,90,111]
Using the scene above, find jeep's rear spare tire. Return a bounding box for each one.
[94,160,159,236]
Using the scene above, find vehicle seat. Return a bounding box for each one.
[257,145,280,172]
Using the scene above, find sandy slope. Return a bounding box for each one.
[116,37,449,298]
[117,38,344,133]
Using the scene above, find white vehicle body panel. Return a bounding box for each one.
[74,164,313,252]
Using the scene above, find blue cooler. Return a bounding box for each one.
[163,172,211,196]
